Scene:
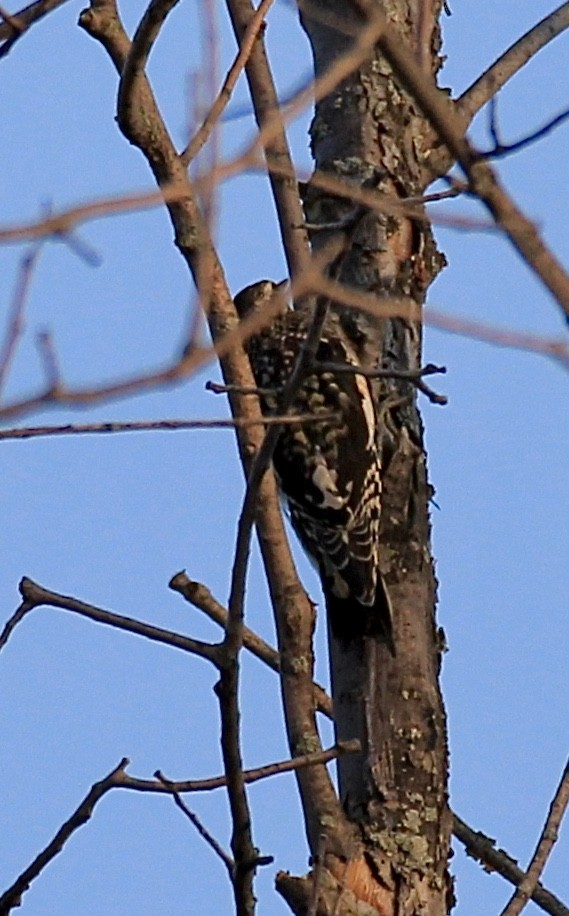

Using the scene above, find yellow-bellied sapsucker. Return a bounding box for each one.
[234,280,394,654]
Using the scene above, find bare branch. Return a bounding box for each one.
[453,814,569,916]
[147,742,359,794]
[501,757,569,916]
[216,285,337,909]
[0,577,221,665]
[181,0,275,166]
[0,284,299,420]
[0,413,339,442]
[0,185,189,245]
[0,2,24,32]
[0,213,370,428]
[458,4,569,125]
[117,0,180,137]
[425,308,569,371]
[35,329,61,390]
[482,104,569,161]
[0,0,69,57]
[314,360,448,405]
[155,773,236,878]
[0,758,129,916]
[0,244,42,395]
[169,571,333,718]
[0,167,492,251]
[223,0,310,279]
[0,355,195,422]
[0,742,358,915]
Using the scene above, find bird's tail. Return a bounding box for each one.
[325,574,395,656]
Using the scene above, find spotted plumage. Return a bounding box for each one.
[234,280,394,653]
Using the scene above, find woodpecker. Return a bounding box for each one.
[234,280,394,654]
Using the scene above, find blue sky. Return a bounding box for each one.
[1,1,568,913]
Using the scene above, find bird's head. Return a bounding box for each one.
[234,279,288,319]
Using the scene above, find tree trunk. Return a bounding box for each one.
[278,1,453,912]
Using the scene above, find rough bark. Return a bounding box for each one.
[278,1,453,913]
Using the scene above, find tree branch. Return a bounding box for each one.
[0,0,69,57]
[154,777,236,879]
[181,0,275,166]
[481,103,569,161]
[425,308,569,371]
[458,3,569,125]
[501,757,569,916]
[453,815,569,916]
[169,571,333,718]
[0,758,130,916]
[314,360,448,405]
[0,413,339,441]
[117,0,180,136]
[0,743,358,916]
[0,577,221,665]
[0,185,189,244]
[0,243,43,396]
[223,0,310,279]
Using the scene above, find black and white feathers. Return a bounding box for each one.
[234,280,394,654]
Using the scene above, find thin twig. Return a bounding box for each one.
[453,814,569,916]
[488,96,501,149]
[0,0,68,57]
[146,742,360,794]
[0,185,191,245]
[0,166,493,249]
[155,773,236,878]
[216,291,333,910]
[0,577,221,665]
[482,105,569,160]
[501,757,569,916]
[35,330,61,391]
[425,307,569,372]
[0,244,42,395]
[206,380,280,397]
[405,184,465,205]
[190,0,220,316]
[169,571,333,717]
[0,413,339,442]
[458,3,569,125]
[218,237,359,888]
[181,0,274,166]
[0,758,130,915]
[315,360,448,405]
[0,744,358,916]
